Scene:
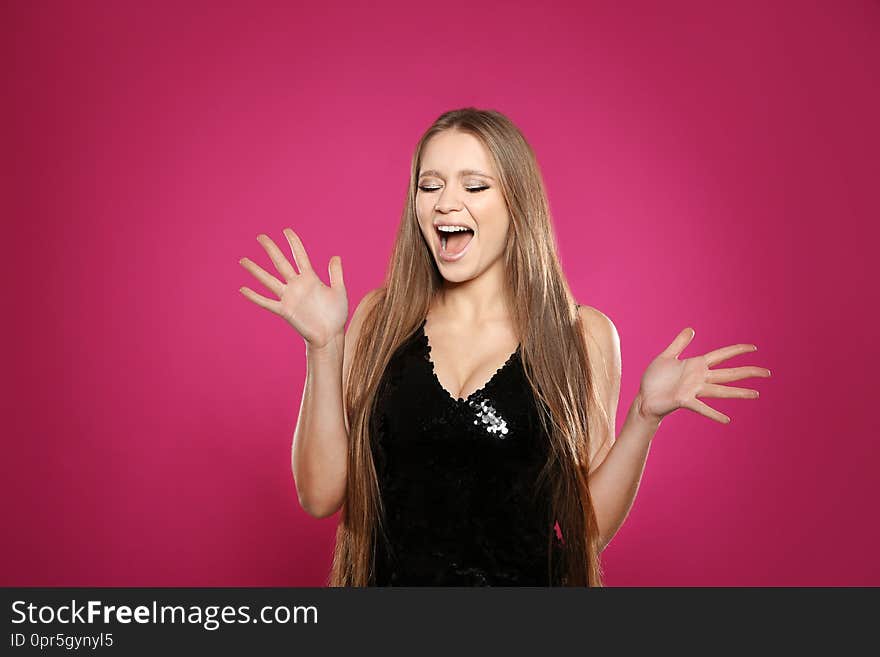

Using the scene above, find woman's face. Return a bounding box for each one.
[416,130,511,283]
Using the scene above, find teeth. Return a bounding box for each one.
[436,225,471,232]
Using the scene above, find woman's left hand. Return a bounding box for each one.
[637,328,771,424]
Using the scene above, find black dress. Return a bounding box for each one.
[369,317,565,586]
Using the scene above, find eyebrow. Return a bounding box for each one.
[418,168,496,181]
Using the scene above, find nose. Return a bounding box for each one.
[433,185,464,213]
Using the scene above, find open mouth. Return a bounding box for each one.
[436,226,475,260]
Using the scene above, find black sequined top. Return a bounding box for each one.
[369,317,565,586]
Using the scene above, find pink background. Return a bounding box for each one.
[3,1,878,586]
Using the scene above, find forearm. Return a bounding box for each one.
[292,333,349,518]
[588,391,662,552]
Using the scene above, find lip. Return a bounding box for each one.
[435,227,475,263]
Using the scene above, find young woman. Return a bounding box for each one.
[238,108,771,586]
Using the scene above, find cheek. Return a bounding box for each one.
[415,199,430,230]
[418,198,437,222]
[479,203,510,237]
[474,195,503,220]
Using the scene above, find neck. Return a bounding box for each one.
[433,257,511,324]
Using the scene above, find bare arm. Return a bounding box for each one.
[292,289,379,518]
[238,228,369,520]
[291,334,347,518]
[583,307,769,552]
[588,394,661,553]
[577,305,660,553]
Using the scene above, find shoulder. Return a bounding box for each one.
[576,304,621,369]
[345,287,383,349]
[348,288,383,331]
[576,304,622,471]
[359,287,384,309]
[343,288,383,382]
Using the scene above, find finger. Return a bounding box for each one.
[239,286,283,315]
[283,228,314,276]
[704,343,758,367]
[328,255,345,289]
[697,383,760,399]
[239,257,284,297]
[257,234,298,282]
[706,366,772,384]
[662,327,695,359]
[682,397,730,424]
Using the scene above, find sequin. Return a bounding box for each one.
[468,399,509,437]
[369,319,563,586]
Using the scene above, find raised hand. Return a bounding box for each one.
[637,328,771,424]
[238,228,348,350]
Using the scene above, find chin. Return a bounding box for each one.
[434,258,478,281]
[436,265,471,281]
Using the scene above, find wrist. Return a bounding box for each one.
[306,333,344,359]
[633,390,663,428]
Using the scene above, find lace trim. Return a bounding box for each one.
[419,319,520,405]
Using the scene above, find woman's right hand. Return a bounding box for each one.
[238,228,348,350]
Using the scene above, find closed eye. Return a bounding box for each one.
[418,185,489,193]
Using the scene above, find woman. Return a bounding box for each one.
[238,107,771,586]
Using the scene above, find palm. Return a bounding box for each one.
[277,270,347,346]
[238,228,348,349]
[639,328,771,424]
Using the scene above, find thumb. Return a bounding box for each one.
[328,255,345,289]
[662,327,695,359]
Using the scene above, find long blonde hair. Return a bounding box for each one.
[328,107,606,586]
